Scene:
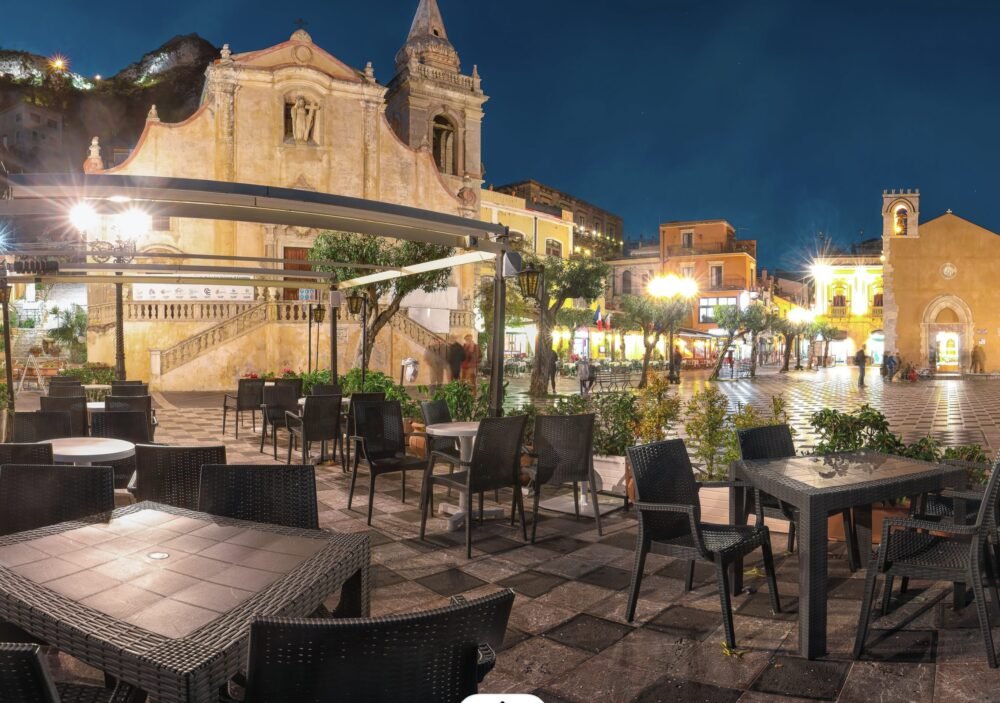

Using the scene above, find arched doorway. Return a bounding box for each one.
[921,295,973,373]
[866,330,884,365]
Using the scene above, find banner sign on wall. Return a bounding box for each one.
[132,282,254,302]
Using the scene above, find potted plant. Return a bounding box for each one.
[588,391,639,501]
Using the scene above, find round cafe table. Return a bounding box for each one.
[424,421,504,530]
[86,402,105,413]
[82,384,112,402]
[41,437,135,466]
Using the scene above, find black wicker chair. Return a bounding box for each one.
[47,383,85,397]
[348,400,426,526]
[418,399,461,505]
[12,411,70,442]
[274,377,303,398]
[626,439,781,647]
[129,444,227,510]
[0,443,53,465]
[0,643,144,703]
[112,380,144,385]
[855,457,1000,667]
[311,383,342,396]
[239,589,515,703]
[90,411,150,488]
[737,424,861,572]
[104,395,157,440]
[420,415,528,558]
[199,464,319,529]
[526,413,602,542]
[39,396,87,437]
[109,383,148,396]
[260,385,299,460]
[223,378,265,438]
[0,464,114,536]
[286,395,342,465]
[48,376,81,385]
[341,392,386,468]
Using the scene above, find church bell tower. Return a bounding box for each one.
[880,188,920,356]
[385,0,487,198]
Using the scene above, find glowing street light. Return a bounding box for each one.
[49,55,68,72]
[69,203,98,233]
[648,274,698,383]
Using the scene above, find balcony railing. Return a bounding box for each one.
[829,305,848,318]
[667,241,756,257]
[704,276,751,291]
[871,306,883,319]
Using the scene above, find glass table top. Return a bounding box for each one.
[742,452,955,490]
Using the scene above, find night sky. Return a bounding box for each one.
[7,0,1000,268]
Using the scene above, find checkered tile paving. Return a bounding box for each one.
[33,367,1000,700]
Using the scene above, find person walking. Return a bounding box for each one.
[446,336,465,382]
[884,351,897,382]
[460,334,480,384]
[547,352,559,393]
[855,345,867,388]
[972,343,986,374]
[576,355,591,396]
[671,345,683,385]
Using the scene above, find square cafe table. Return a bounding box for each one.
[0,501,370,703]
[733,451,965,659]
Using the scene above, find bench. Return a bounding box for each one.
[592,369,632,392]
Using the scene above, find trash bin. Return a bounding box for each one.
[401,357,419,384]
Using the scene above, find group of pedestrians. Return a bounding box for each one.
[445,334,481,384]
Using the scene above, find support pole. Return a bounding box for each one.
[668,326,676,383]
[488,255,507,418]
[329,287,338,384]
[1,277,14,439]
[360,298,368,389]
[308,303,313,374]
[114,273,126,381]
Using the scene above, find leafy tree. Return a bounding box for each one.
[741,302,770,379]
[709,305,745,380]
[475,277,532,358]
[524,255,610,397]
[48,304,88,363]
[617,295,688,388]
[554,307,596,361]
[684,387,732,480]
[310,231,452,369]
[812,321,841,367]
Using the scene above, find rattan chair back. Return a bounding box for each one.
[48,376,81,384]
[421,399,456,453]
[468,415,527,494]
[47,384,85,397]
[737,424,796,461]
[311,383,342,396]
[262,384,298,423]
[110,383,149,396]
[39,396,87,437]
[973,456,1000,536]
[627,439,701,543]
[0,443,53,465]
[198,464,319,529]
[12,412,70,442]
[533,413,595,485]
[90,411,150,444]
[353,400,405,459]
[104,394,152,414]
[243,589,515,703]
[274,377,303,398]
[236,378,265,410]
[0,464,114,535]
[300,395,342,443]
[0,643,61,703]
[133,444,227,510]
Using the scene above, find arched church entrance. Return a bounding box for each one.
[920,295,973,373]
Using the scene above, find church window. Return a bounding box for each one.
[432,115,457,175]
[894,208,908,236]
[545,239,562,257]
[622,270,633,295]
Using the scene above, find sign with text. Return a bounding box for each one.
[132,282,254,302]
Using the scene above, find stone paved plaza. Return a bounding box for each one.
[33,367,1000,702]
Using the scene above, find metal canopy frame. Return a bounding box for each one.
[0,172,513,419]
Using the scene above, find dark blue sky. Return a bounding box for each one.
[7,0,1000,268]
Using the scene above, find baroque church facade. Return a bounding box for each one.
[83,0,491,389]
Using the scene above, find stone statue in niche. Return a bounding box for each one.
[288,96,320,143]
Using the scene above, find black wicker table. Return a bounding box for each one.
[733,451,965,659]
[0,501,370,703]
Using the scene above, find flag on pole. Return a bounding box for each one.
[594,305,602,330]
[604,312,612,329]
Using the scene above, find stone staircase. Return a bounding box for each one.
[155,303,270,376]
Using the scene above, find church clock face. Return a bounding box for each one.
[941,263,957,280]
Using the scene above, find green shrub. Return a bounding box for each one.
[340,369,419,419]
[59,363,113,385]
[591,392,639,457]
[428,379,491,422]
[635,374,682,444]
[684,387,732,480]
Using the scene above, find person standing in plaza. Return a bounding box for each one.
[972,343,986,374]
[577,355,592,396]
[855,345,867,388]
[884,351,897,382]
[547,352,559,393]
[460,334,479,384]
[671,345,683,384]
[446,336,465,382]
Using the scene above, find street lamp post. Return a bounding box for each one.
[346,291,368,388]
[0,276,14,434]
[329,288,340,385]
[648,274,698,384]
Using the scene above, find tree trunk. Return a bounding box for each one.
[529,306,556,397]
[823,339,831,367]
[807,338,814,370]
[710,333,735,380]
[781,335,793,372]
[638,333,660,388]
[354,291,402,371]
[749,330,759,378]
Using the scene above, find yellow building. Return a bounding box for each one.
[809,255,885,364]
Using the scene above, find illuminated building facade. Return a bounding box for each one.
[809,255,885,364]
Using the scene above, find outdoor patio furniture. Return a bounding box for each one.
[259,384,299,459]
[199,464,319,529]
[47,383,85,397]
[311,383,342,396]
[420,415,528,558]
[526,413,602,542]
[0,443,53,465]
[129,444,227,510]
[419,399,461,503]
[854,457,1000,667]
[104,395,157,440]
[737,424,862,571]
[625,439,781,648]
[237,589,515,703]
[109,383,149,396]
[223,377,265,438]
[0,501,370,703]
[0,643,143,703]
[39,395,87,437]
[12,411,70,443]
[286,394,342,465]
[341,392,386,468]
[90,411,149,487]
[274,377,303,398]
[733,451,966,659]
[0,464,114,536]
[349,400,426,526]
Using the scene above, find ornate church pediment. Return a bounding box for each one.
[231,30,362,84]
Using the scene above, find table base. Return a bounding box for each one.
[438,501,506,531]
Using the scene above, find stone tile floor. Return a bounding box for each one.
[31,366,1000,701]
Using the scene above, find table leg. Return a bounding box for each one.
[730,482,748,593]
[331,565,369,618]
[953,497,970,609]
[799,506,829,659]
[853,504,872,568]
